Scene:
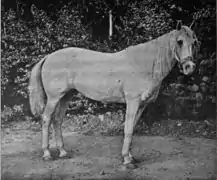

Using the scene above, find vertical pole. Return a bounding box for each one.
[109,10,113,39]
[16,0,20,18]
[109,10,113,50]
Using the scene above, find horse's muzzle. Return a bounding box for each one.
[179,57,196,75]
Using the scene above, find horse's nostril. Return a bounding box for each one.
[185,64,190,69]
[192,64,196,69]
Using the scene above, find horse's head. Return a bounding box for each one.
[173,21,200,75]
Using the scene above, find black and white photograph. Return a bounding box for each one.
[1,0,216,179]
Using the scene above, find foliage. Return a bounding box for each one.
[1,104,25,123]
[65,115,216,139]
[118,0,172,45]
[1,0,216,127]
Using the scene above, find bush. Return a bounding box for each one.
[1,104,25,124]
[1,1,215,125]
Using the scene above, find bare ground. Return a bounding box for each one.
[1,121,216,180]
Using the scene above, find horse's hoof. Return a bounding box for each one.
[59,150,68,159]
[43,155,52,161]
[121,163,137,171]
[59,154,70,159]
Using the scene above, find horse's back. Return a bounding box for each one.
[43,47,126,72]
[50,47,115,61]
[40,47,128,102]
[40,46,162,103]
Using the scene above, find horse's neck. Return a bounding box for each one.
[160,31,178,79]
[154,50,177,81]
[126,31,177,80]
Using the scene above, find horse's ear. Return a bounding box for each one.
[176,20,182,30]
[190,20,196,30]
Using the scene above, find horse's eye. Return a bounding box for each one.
[177,40,183,46]
[193,40,198,47]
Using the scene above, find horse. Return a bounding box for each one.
[29,21,200,170]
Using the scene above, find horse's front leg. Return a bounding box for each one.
[121,98,140,170]
[128,103,147,163]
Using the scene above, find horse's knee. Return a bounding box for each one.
[129,152,133,158]
[42,117,49,124]
[42,115,51,128]
[52,118,63,135]
[52,118,64,147]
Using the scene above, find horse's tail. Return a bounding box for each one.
[29,56,47,117]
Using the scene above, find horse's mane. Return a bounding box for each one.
[152,30,177,78]
[124,30,176,56]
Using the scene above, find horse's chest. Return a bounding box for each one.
[141,83,161,102]
[124,76,161,102]
[139,79,162,104]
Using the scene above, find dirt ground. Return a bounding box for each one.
[1,122,216,180]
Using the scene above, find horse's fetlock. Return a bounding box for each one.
[122,155,132,165]
[121,149,129,157]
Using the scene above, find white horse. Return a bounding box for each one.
[29,21,199,170]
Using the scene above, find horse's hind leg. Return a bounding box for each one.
[52,96,69,158]
[42,97,60,160]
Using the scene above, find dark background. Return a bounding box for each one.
[1,0,216,130]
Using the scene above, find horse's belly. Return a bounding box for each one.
[73,73,125,103]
